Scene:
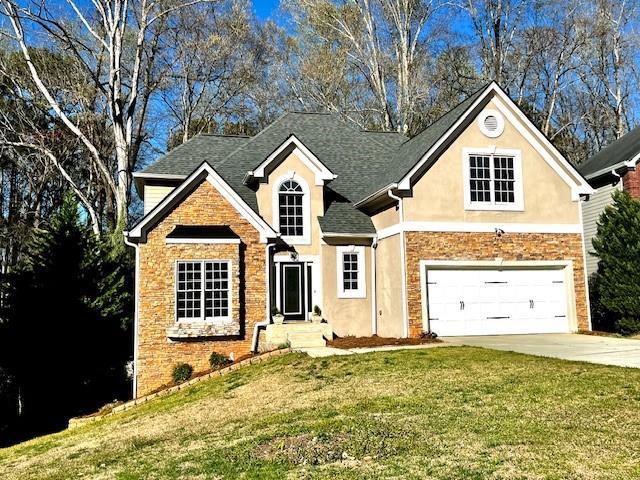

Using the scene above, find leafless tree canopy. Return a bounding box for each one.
[0,0,638,260]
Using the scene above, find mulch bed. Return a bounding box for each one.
[327,335,441,349]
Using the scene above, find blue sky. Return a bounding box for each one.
[252,0,280,20]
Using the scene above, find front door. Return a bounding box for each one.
[280,262,305,320]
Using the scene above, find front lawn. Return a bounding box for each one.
[1,347,640,479]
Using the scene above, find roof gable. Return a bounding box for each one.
[248,134,336,185]
[126,162,277,243]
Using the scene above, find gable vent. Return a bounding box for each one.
[484,115,498,132]
[478,109,504,138]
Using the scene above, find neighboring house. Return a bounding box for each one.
[125,82,594,397]
[578,126,640,276]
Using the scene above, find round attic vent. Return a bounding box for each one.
[478,109,504,138]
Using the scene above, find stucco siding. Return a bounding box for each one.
[403,98,580,225]
[582,180,621,276]
[375,235,404,337]
[255,150,324,256]
[320,243,372,337]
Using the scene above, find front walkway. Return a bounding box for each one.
[445,333,640,368]
[299,342,448,357]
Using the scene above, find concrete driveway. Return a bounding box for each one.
[444,333,640,368]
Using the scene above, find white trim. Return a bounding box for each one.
[478,109,504,138]
[418,259,579,333]
[336,245,366,299]
[133,172,186,180]
[127,162,277,243]
[253,135,336,186]
[272,172,311,245]
[175,259,233,324]
[397,83,593,199]
[377,221,583,240]
[462,147,524,211]
[166,238,241,244]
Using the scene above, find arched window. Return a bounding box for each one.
[278,180,304,237]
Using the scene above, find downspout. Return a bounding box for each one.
[370,235,378,335]
[123,233,140,399]
[252,242,275,352]
[387,189,409,338]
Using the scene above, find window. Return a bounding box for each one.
[278,180,304,237]
[337,246,366,298]
[176,260,231,322]
[464,149,523,211]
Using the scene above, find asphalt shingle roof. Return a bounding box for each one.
[578,124,640,179]
[139,88,488,234]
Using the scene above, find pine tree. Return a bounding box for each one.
[0,194,132,442]
[592,190,640,334]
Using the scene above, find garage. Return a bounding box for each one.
[424,267,571,336]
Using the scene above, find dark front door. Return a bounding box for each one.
[280,262,305,320]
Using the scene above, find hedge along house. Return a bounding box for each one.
[125,82,594,397]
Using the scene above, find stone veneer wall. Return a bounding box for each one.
[137,179,266,397]
[404,232,589,338]
[623,168,640,198]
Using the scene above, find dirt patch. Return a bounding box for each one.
[254,433,351,465]
[327,335,441,349]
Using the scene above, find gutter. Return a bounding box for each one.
[123,232,140,399]
[354,183,398,208]
[252,242,275,352]
[387,189,409,338]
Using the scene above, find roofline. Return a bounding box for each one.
[582,152,640,180]
[133,172,187,180]
[353,183,399,208]
[321,232,377,238]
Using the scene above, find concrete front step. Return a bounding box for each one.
[287,331,326,348]
[264,321,333,349]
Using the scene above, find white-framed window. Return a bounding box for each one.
[176,260,231,322]
[278,180,304,236]
[463,148,524,211]
[336,246,366,298]
[273,173,311,244]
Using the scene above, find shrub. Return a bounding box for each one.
[592,190,640,332]
[615,317,640,336]
[271,306,281,316]
[209,352,232,369]
[313,305,321,316]
[172,363,193,384]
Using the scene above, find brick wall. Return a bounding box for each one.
[622,168,640,198]
[137,179,266,397]
[404,232,589,338]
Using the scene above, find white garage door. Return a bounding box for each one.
[425,268,570,336]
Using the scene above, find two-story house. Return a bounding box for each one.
[125,82,594,397]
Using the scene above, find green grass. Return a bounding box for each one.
[2,346,640,479]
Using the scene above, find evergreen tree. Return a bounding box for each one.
[592,190,640,334]
[0,194,132,444]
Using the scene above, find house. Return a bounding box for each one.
[578,125,640,276]
[125,82,594,398]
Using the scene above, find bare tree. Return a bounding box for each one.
[0,0,215,230]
